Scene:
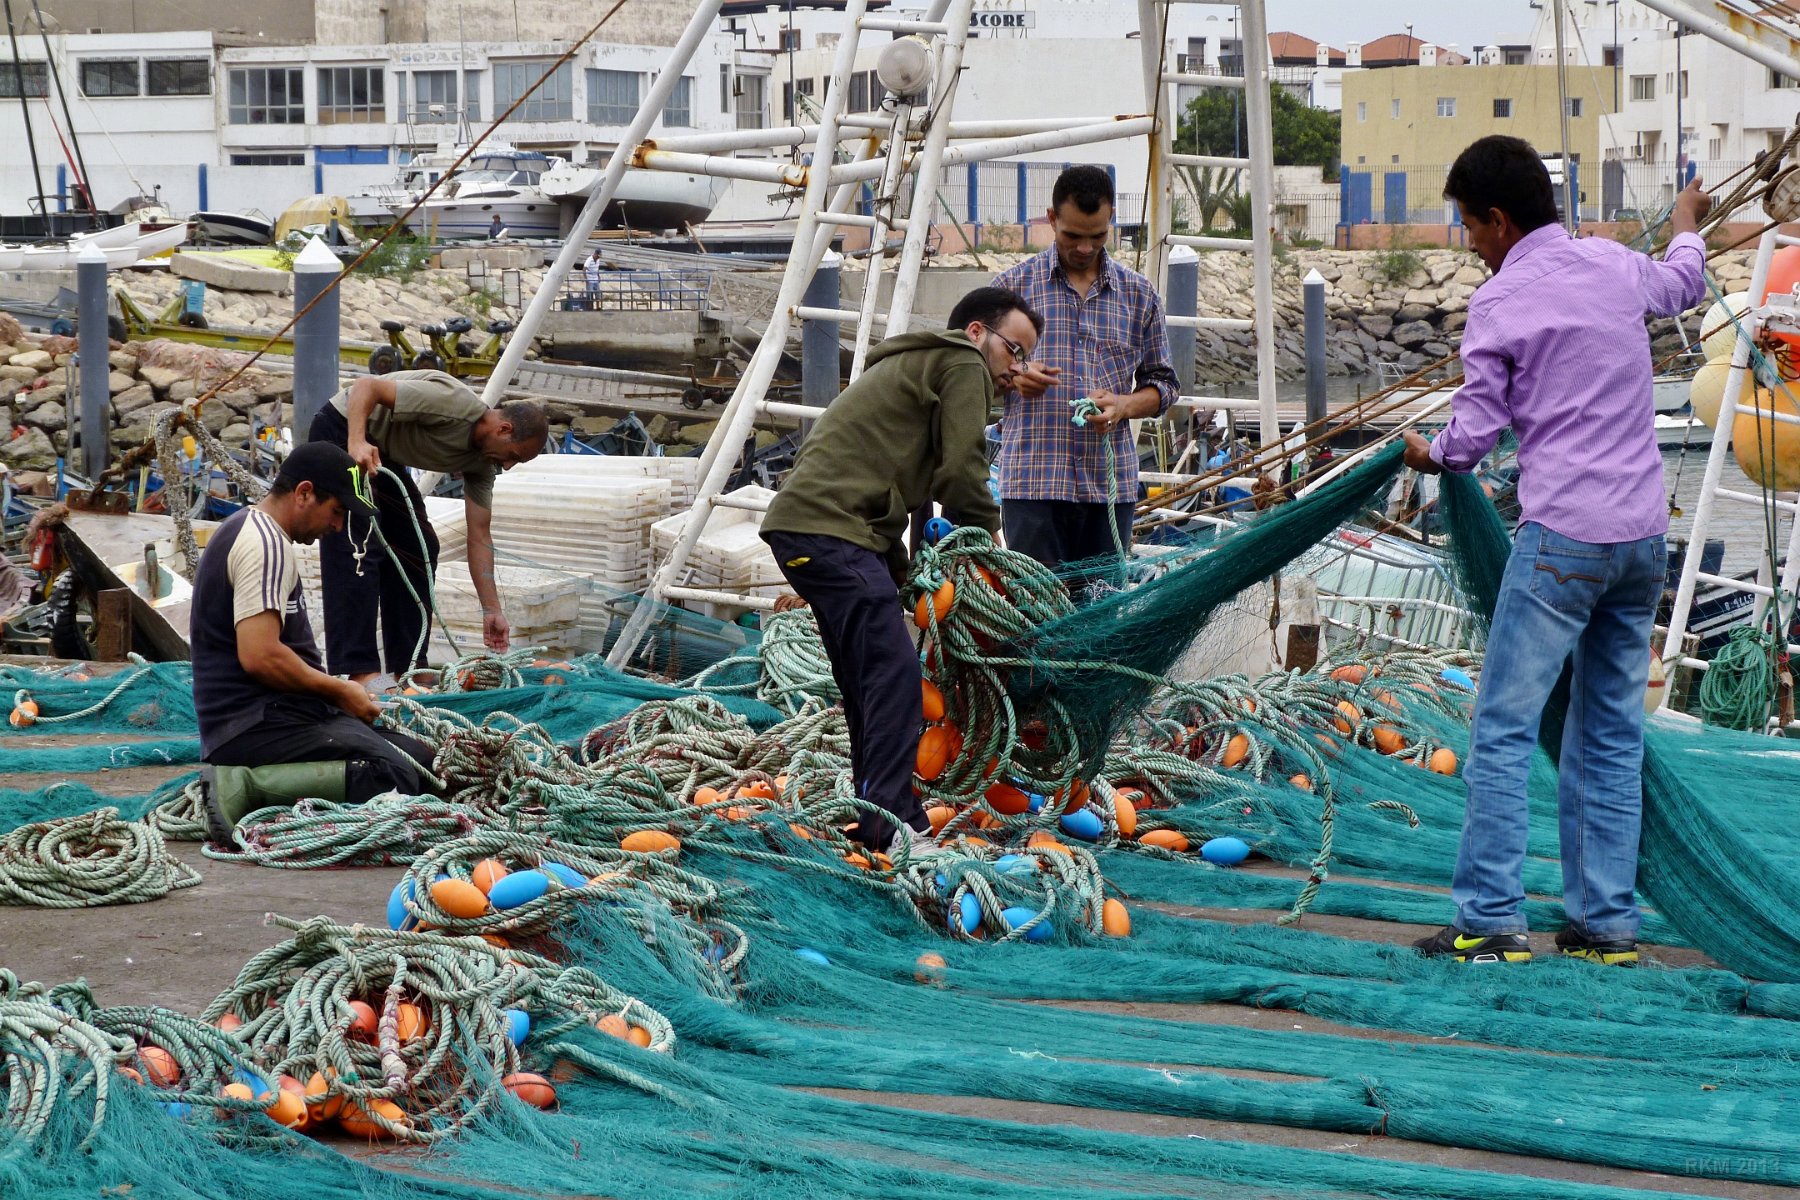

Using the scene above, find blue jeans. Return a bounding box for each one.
[1452,523,1666,941]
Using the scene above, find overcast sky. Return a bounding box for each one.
[1263,0,1544,49]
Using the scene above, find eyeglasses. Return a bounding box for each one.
[990,330,1031,366]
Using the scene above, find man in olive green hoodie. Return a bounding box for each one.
[763,286,1042,856]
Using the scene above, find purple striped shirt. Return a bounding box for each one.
[1429,225,1705,543]
[993,247,1178,502]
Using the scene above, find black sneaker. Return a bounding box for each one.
[1556,927,1639,966]
[1412,926,1533,963]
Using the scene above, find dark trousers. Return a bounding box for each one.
[1002,498,1136,594]
[310,406,440,677]
[209,696,436,802]
[765,531,925,849]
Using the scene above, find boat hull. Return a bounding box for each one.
[393,198,560,241]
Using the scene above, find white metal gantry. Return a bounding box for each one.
[430,0,1282,667]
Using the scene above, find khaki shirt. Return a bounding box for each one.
[330,370,496,508]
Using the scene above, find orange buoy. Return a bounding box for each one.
[741,779,777,801]
[626,1025,652,1048]
[1372,724,1408,755]
[9,698,37,728]
[1289,773,1313,792]
[596,1014,631,1041]
[346,1000,379,1041]
[621,830,681,854]
[773,774,789,796]
[214,1012,244,1033]
[1428,747,1459,775]
[1113,792,1137,838]
[1221,733,1250,768]
[396,1002,428,1043]
[916,723,960,781]
[221,1082,257,1103]
[912,580,956,628]
[479,932,511,949]
[1055,778,1091,813]
[974,564,1005,596]
[1139,829,1190,852]
[844,853,872,870]
[925,805,956,834]
[138,1045,181,1087]
[117,1066,143,1084]
[1330,664,1367,685]
[1369,688,1399,712]
[471,858,510,895]
[264,1085,308,1129]
[502,1072,558,1109]
[871,852,894,872]
[914,952,947,985]
[921,679,946,722]
[984,783,1030,816]
[693,785,724,806]
[788,822,815,841]
[339,1098,408,1140]
[723,805,756,821]
[304,1070,346,1121]
[1102,898,1132,937]
[1026,830,1072,856]
[1331,700,1360,736]
[429,878,492,919]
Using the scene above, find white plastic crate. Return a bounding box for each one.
[509,454,700,511]
[434,562,584,629]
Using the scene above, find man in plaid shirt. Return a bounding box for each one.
[993,165,1179,575]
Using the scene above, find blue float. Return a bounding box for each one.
[1059,808,1103,841]
[1200,836,1251,866]
[487,869,552,910]
[948,893,981,935]
[924,517,954,544]
[501,1008,530,1046]
[385,879,416,931]
[1000,906,1054,943]
[1439,667,1476,691]
[794,947,832,967]
[540,861,587,888]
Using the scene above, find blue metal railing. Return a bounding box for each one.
[558,267,714,312]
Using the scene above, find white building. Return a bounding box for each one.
[0,27,745,219]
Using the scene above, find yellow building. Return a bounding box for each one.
[1340,65,1617,221]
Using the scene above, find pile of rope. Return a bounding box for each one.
[0,808,199,907]
[200,914,674,1143]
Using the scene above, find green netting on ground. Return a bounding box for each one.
[12,446,1800,1198]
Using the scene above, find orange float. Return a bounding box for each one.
[620,830,681,854]
[1220,733,1250,768]
[1113,791,1137,838]
[1289,773,1313,792]
[912,580,956,628]
[984,783,1030,815]
[1330,664,1367,685]
[1428,747,1459,775]
[471,858,510,894]
[1760,244,1800,350]
[1054,778,1091,813]
[693,785,724,806]
[1331,700,1361,736]
[214,1012,243,1033]
[1372,724,1408,755]
[916,723,962,781]
[138,1045,181,1087]
[914,952,948,985]
[1102,898,1132,937]
[264,1085,308,1129]
[1138,829,1190,852]
[626,1025,652,1048]
[502,1072,558,1109]
[429,878,491,919]
[925,804,956,834]
[304,1070,346,1121]
[596,1014,631,1041]
[396,1002,428,1043]
[921,679,946,722]
[339,1098,408,1140]
[346,1000,379,1041]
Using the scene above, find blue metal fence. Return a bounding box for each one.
[558,267,714,312]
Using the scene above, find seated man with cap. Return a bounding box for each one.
[193,441,437,844]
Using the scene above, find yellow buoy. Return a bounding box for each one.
[1731,386,1800,491]
[1700,292,1751,362]
[1688,355,1774,429]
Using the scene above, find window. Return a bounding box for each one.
[147,58,209,96]
[1493,98,1511,119]
[1436,96,1455,118]
[493,60,572,121]
[0,62,47,98]
[227,67,303,124]
[1355,100,1366,122]
[785,74,814,120]
[849,69,869,113]
[317,65,384,123]
[587,68,638,124]
[660,74,692,126]
[1355,155,1365,164]
[1665,72,1674,92]
[1679,71,1688,99]
[1773,69,1800,90]
[1391,153,1400,164]
[1565,97,1583,118]
[735,73,766,130]
[1503,48,1528,65]
[80,59,139,97]
[1630,74,1654,101]
[779,29,801,51]
[401,69,458,122]
[720,63,731,113]
[1708,136,1721,159]
[229,151,306,166]
[1390,98,1400,119]
[464,70,481,121]
[1603,45,1620,68]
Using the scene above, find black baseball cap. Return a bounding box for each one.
[276,441,378,515]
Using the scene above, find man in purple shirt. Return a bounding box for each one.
[1402,135,1710,966]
